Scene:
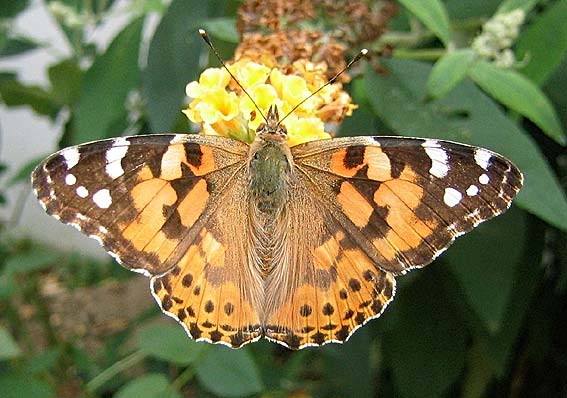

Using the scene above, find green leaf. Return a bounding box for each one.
[462,344,494,398]
[195,347,264,398]
[0,80,60,119]
[202,17,239,43]
[479,218,544,375]
[48,59,83,105]
[0,326,21,359]
[0,273,16,298]
[137,324,206,365]
[0,0,30,19]
[397,0,451,45]
[320,329,373,398]
[73,17,144,143]
[143,0,215,132]
[4,247,59,274]
[468,60,566,145]
[8,156,43,187]
[385,268,467,398]
[497,0,539,14]
[26,348,62,374]
[446,207,526,332]
[0,71,17,82]
[0,373,55,398]
[0,36,41,57]
[427,49,475,98]
[515,0,567,85]
[365,58,567,231]
[115,374,180,398]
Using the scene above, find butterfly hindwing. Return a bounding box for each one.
[151,168,264,347]
[262,178,396,348]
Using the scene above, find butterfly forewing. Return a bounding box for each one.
[292,136,523,274]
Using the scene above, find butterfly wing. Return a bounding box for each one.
[292,136,523,273]
[32,134,264,347]
[263,136,522,348]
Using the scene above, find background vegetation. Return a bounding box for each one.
[1,0,567,397]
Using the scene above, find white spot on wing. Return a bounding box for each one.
[93,189,112,208]
[76,186,89,198]
[65,174,76,185]
[62,147,80,169]
[466,184,479,196]
[479,173,490,185]
[423,140,449,178]
[105,137,130,178]
[105,162,125,179]
[170,135,187,144]
[443,187,463,207]
[474,148,492,170]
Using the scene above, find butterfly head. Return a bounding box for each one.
[255,105,288,144]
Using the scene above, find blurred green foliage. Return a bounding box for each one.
[1,0,567,397]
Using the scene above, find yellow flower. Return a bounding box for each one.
[183,58,354,145]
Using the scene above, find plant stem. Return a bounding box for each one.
[86,350,147,393]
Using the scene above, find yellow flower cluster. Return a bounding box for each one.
[183,59,355,146]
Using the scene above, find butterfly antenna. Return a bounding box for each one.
[277,48,368,127]
[199,29,268,122]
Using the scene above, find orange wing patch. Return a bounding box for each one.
[264,230,395,349]
[151,227,262,348]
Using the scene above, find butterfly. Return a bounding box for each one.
[31,104,522,349]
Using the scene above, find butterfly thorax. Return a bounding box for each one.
[247,106,294,274]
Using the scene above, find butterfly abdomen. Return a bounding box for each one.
[248,141,294,275]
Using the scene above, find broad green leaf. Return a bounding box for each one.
[320,328,373,398]
[74,17,144,143]
[0,36,41,57]
[469,60,566,145]
[515,0,567,85]
[427,49,475,98]
[397,0,451,45]
[497,0,539,14]
[0,373,55,398]
[445,0,499,19]
[385,268,467,398]
[202,17,239,43]
[195,347,264,398]
[0,80,60,119]
[365,58,567,231]
[115,374,180,398]
[544,55,567,137]
[446,207,526,332]
[479,218,544,375]
[137,324,205,365]
[0,326,21,359]
[4,247,59,274]
[48,59,83,105]
[143,0,215,132]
